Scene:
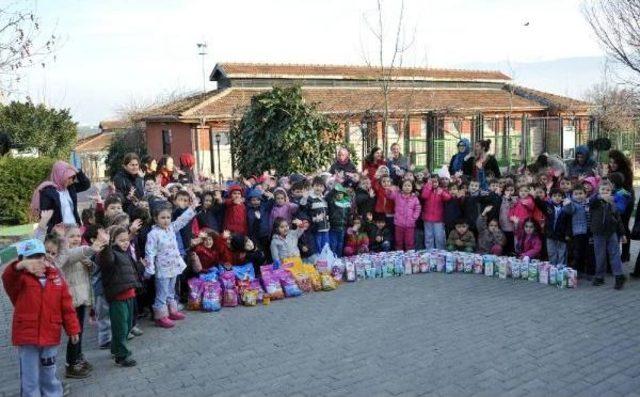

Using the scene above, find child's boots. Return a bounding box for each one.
[153,308,175,328]
[168,302,186,321]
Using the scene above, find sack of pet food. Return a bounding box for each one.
[473,255,483,274]
[445,253,455,274]
[538,263,549,284]
[294,273,313,293]
[320,273,337,291]
[345,260,356,282]
[199,267,219,282]
[301,264,322,291]
[528,262,539,282]
[316,244,336,274]
[187,277,204,310]
[462,255,473,273]
[331,259,346,283]
[497,257,508,279]
[455,255,465,273]
[411,256,420,274]
[394,257,404,276]
[201,281,222,312]
[355,260,366,280]
[548,265,557,285]
[483,255,495,276]
[261,270,285,300]
[364,260,375,279]
[419,254,430,273]
[566,268,577,288]
[233,263,255,281]
[435,254,445,272]
[383,259,394,278]
[241,288,258,306]
[403,257,413,275]
[277,269,302,297]
[556,266,566,288]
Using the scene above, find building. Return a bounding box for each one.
[72,120,131,181]
[144,62,591,178]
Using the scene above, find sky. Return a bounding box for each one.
[12,0,606,126]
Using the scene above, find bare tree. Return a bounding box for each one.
[115,87,196,123]
[0,1,58,96]
[361,0,416,155]
[582,0,640,83]
[585,81,639,134]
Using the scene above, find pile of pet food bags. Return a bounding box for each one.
[341,249,577,289]
[187,247,577,313]
[186,246,345,312]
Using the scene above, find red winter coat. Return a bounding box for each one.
[223,200,248,235]
[508,196,534,226]
[193,235,231,270]
[2,261,80,347]
[420,185,452,223]
[515,230,542,259]
[386,190,421,228]
[363,159,386,183]
[372,179,395,215]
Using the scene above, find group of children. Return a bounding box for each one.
[3,148,634,396]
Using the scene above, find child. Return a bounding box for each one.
[2,239,81,396]
[386,180,421,251]
[463,180,483,234]
[96,194,124,227]
[444,183,464,236]
[344,218,370,256]
[223,185,248,235]
[499,183,516,255]
[230,234,266,272]
[269,187,299,227]
[245,188,274,258]
[194,190,224,233]
[537,188,569,265]
[300,176,330,252]
[515,218,542,260]
[446,219,476,252]
[297,214,319,264]
[270,218,305,263]
[509,184,535,232]
[354,176,376,222]
[97,226,141,367]
[368,213,392,252]
[327,184,352,257]
[190,229,232,272]
[144,198,197,328]
[372,174,395,237]
[477,206,506,255]
[172,190,193,258]
[563,185,594,278]
[559,177,573,198]
[84,225,112,350]
[590,182,627,289]
[421,175,451,250]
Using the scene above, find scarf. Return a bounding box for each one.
[29,161,77,219]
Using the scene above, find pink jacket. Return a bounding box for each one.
[386,190,421,228]
[515,230,542,259]
[420,185,451,223]
[508,196,534,225]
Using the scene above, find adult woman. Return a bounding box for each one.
[567,145,597,178]
[141,155,157,177]
[31,160,91,232]
[157,155,176,187]
[448,138,471,176]
[178,153,195,184]
[463,139,500,189]
[387,142,410,183]
[112,153,145,215]
[363,146,386,183]
[329,147,358,176]
[609,150,634,262]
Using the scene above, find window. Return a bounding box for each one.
[162,129,171,155]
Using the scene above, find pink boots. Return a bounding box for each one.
[168,302,186,321]
[153,308,175,328]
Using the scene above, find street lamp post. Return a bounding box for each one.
[209,129,215,181]
[215,132,222,183]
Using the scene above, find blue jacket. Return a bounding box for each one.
[246,199,274,240]
[562,199,590,236]
[536,198,570,241]
[614,188,632,215]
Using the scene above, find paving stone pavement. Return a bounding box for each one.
[2,253,640,396]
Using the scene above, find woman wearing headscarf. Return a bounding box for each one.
[178,153,196,184]
[31,161,91,232]
[449,138,471,176]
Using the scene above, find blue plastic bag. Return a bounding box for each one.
[233,263,255,281]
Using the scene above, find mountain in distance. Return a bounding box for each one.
[460,56,610,101]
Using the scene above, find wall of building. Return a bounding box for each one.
[146,122,194,161]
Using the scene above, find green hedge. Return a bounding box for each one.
[0,156,55,225]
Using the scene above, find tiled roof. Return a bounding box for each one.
[214,62,511,82]
[75,131,115,153]
[511,86,591,111]
[144,90,223,120]
[175,87,547,120]
[98,120,130,131]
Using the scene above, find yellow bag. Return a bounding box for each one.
[301,264,322,291]
[281,256,304,275]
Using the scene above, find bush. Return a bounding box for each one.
[0,156,55,225]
